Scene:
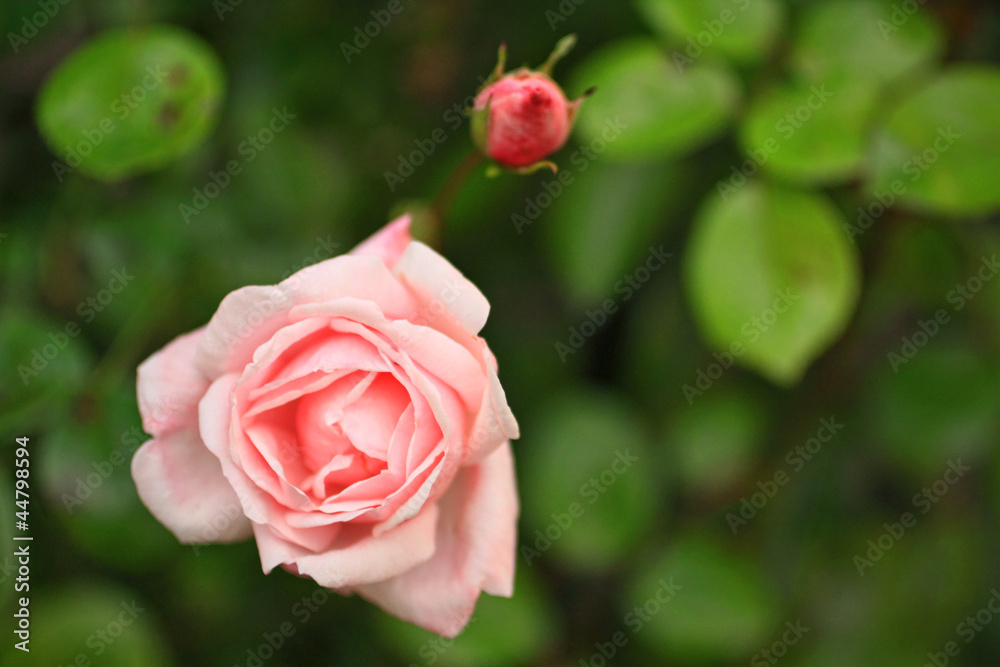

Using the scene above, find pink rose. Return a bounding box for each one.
[473,72,574,168]
[131,216,520,636]
[471,35,586,171]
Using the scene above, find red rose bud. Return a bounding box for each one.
[471,35,590,173]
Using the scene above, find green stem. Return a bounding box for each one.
[427,149,484,247]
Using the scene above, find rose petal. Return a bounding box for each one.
[354,443,519,637]
[137,328,209,437]
[350,214,412,269]
[195,256,416,380]
[131,427,252,544]
[338,372,411,461]
[254,501,439,587]
[199,373,337,552]
[389,319,485,410]
[393,241,490,337]
[466,346,520,464]
[371,371,467,534]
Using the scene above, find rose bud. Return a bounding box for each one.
[472,35,591,174]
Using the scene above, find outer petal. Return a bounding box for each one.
[393,241,490,337]
[193,284,294,381]
[137,328,209,437]
[131,427,252,544]
[354,443,519,637]
[254,501,439,587]
[350,214,412,269]
[466,346,519,464]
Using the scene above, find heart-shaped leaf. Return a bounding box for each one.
[37,24,225,182]
[570,38,739,160]
[684,183,861,384]
[867,66,1000,217]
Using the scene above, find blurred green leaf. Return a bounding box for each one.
[545,159,679,307]
[790,0,943,86]
[0,585,173,667]
[669,388,767,492]
[37,24,225,182]
[866,342,1000,477]
[622,278,693,411]
[631,536,780,660]
[635,0,785,64]
[570,38,740,160]
[796,643,938,667]
[521,389,655,572]
[856,222,962,321]
[39,389,178,572]
[868,66,1000,217]
[0,307,90,425]
[236,129,353,227]
[685,183,861,384]
[740,75,879,185]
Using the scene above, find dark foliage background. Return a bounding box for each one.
[3,1,1000,665]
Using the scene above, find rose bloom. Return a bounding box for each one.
[131,216,520,636]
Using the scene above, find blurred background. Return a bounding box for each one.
[3,0,1000,664]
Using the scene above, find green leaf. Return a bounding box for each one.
[570,38,740,160]
[867,66,1000,216]
[669,388,767,492]
[790,0,943,86]
[740,75,879,185]
[37,24,225,182]
[635,0,785,64]
[0,585,172,667]
[0,307,91,418]
[520,389,655,572]
[545,159,680,307]
[39,389,179,572]
[865,342,1000,477]
[631,536,780,660]
[684,183,861,384]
